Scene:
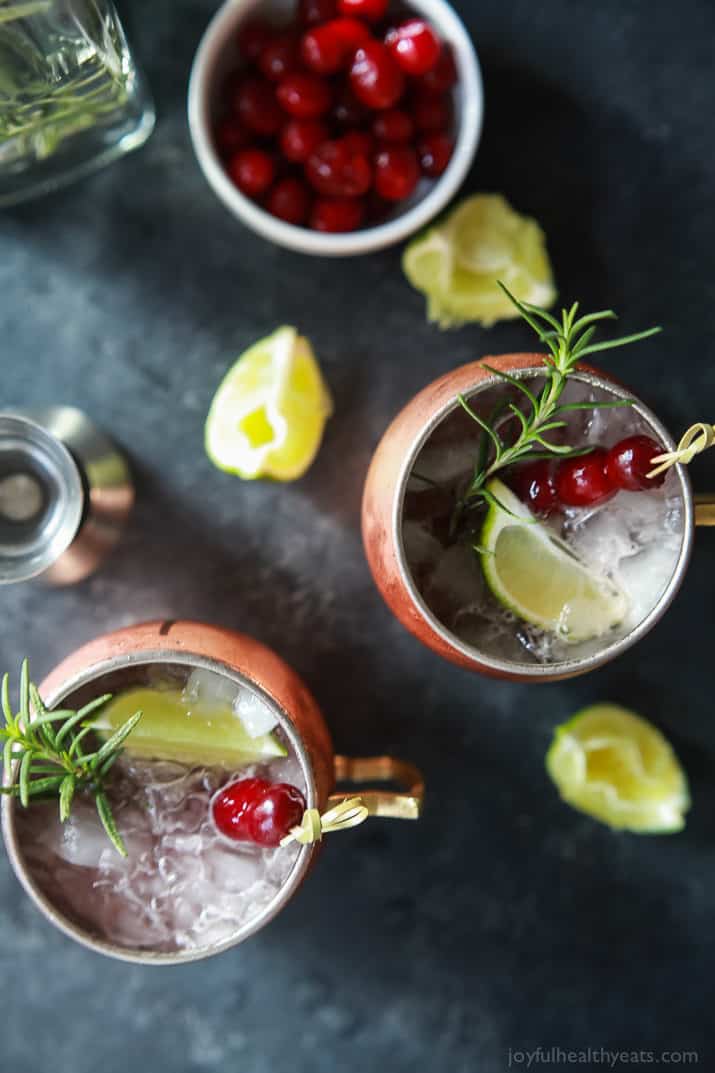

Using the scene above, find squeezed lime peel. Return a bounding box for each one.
[546,704,690,833]
[402,194,556,328]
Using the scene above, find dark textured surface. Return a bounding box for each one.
[2,1,714,1069]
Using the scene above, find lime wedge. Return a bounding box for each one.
[546,704,690,833]
[93,688,287,767]
[205,326,333,481]
[403,194,556,328]
[480,479,628,643]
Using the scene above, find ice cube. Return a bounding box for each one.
[412,441,475,486]
[15,749,308,955]
[618,539,680,625]
[101,892,171,949]
[402,520,444,582]
[566,487,682,630]
[423,543,486,628]
[233,687,278,738]
[183,668,237,710]
[37,799,114,870]
[208,843,265,893]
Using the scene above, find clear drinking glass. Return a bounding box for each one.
[0,0,154,206]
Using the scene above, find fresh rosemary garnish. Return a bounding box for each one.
[451,283,661,532]
[0,661,141,856]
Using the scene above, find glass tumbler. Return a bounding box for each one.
[0,0,154,206]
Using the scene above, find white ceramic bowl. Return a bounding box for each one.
[188,0,483,256]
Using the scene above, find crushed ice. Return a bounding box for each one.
[17,678,305,954]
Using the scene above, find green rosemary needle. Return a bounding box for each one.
[0,660,142,856]
[451,283,661,531]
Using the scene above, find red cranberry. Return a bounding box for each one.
[604,435,666,491]
[412,90,452,132]
[212,777,262,842]
[234,77,284,136]
[341,129,375,155]
[555,449,616,507]
[266,177,312,225]
[311,196,365,231]
[298,0,337,26]
[338,0,388,20]
[385,19,441,76]
[280,117,329,162]
[374,145,419,200]
[228,148,276,197]
[509,460,558,516]
[258,32,301,81]
[212,778,306,848]
[222,68,246,101]
[237,18,274,61]
[350,42,405,110]
[248,783,307,847]
[417,45,457,92]
[372,108,413,142]
[332,85,368,126]
[364,189,391,222]
[301,17,370,74]
[215,116,250,156]
[277,72,333,117]
[306,138,372,196]
[417,131,453,176]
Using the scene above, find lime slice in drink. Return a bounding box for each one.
[546,704,690,833]
[402,194,556,328]
[205,326,333,481]
[480,479,628,643]
[93,688,287,767]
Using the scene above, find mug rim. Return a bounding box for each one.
[1,650,318,965]
[391,366,695,679]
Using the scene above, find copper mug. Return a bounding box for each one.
[1,620,423,964]
[362,353,709,682]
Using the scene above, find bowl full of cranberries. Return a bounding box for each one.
[188,0,482,255]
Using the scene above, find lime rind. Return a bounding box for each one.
[402,226,454,297]
[402,193,556,328]
[546,704,690,833]
[479,479,628,643]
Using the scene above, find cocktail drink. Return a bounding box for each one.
[2,621,423,963]
[403,374,684,669]
[14,665,309,955]
[363,294,697,680]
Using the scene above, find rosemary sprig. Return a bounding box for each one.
[0,661,141,856]
[452,283,661,529]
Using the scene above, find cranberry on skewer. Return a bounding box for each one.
[212,778,307,848]
[605,435,666,491]
[556,449,616,507]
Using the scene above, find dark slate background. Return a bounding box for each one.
[2,1,714,1069]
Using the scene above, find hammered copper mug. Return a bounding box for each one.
[362,353,708,683]
[1,620,423,964]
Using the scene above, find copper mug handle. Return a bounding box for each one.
[695,494,715,526]
[329,755,424,820]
